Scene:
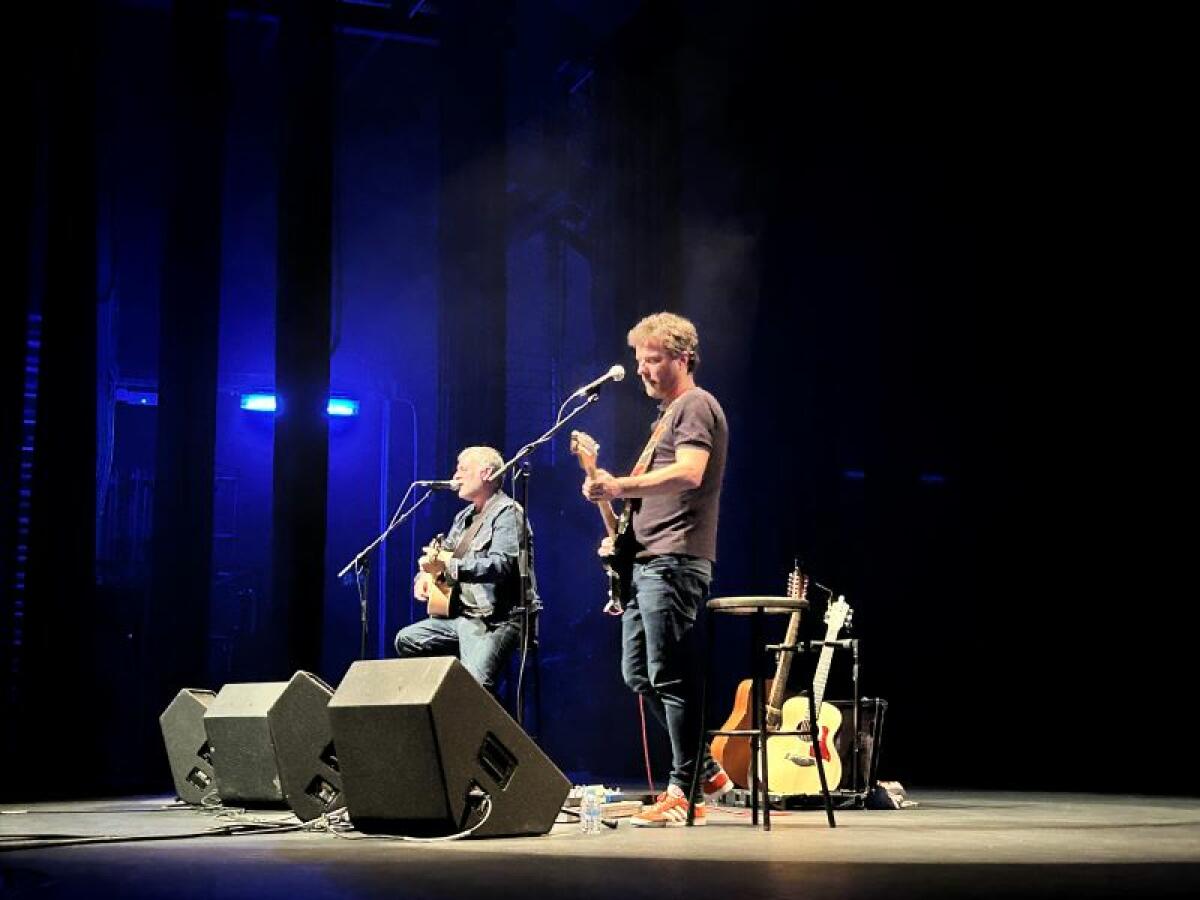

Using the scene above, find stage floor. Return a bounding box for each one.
[3,790,1199,899]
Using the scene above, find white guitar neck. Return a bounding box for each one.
[811,597,850,710]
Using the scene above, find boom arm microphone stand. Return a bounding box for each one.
[488,393,600,727]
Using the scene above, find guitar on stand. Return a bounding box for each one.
[569,430,634,615]
[710,562,809,788]
[414,534,452,618]
[765,596,853,795]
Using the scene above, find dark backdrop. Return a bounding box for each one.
[1,0,1185,800]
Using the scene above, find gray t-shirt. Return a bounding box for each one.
[632,386,727,562]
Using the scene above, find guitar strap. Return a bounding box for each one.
[628,396,683,477]
[612,396,685,535]
[451,497,494,560]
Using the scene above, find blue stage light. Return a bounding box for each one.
[238,393,360,417]
[240,393,278,412]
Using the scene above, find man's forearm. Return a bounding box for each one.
[447,550,517,584]
[616,461,702,497]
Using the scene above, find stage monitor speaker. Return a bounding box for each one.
[203,681,288,806]
[159,688,217,805]
[328,657,570,838]
[267,670,343,822]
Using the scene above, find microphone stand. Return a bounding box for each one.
[510,460,534,730]
[489,393,600,727]
[488,393,598,483]
[337,482,438,661]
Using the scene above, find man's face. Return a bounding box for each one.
[634,339,688,400]
[454,452,492,502]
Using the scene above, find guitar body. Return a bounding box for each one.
[604,508,637,611]
[710,677,775,788]
[425,575,451,618]
[416,535,452,619]
[765,697,843,796]
[569,430,638,614]
[602,561,625,613]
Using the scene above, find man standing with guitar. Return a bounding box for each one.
[582,312,730,827]
[394,446,536,693]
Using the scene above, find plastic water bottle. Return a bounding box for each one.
[580,785,601,834]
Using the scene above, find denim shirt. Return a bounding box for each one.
[442,491,538,620]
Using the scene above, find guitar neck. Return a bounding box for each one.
[580,459,619,538]
[767,610,803,712]
[812,644,835,710]
[811,614,847,709]
[596,499,619,538]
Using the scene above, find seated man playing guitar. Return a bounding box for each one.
[394,445,537,693]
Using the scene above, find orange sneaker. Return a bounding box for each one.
[702,768,734,801]
[631,791,706,827]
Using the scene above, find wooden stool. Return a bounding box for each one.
[687,595,836,829]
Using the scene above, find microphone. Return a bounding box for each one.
[414,479,462,490]
[570,364,625,399]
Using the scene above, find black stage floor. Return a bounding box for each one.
[3,790,1199,899]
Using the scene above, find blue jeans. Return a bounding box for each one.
[394,615,522,692]
[621,554,719,797]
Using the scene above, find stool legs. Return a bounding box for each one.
[692,603,838,830]
[807,689,837,828]
[685,610,714,826]
[751,609,770,829]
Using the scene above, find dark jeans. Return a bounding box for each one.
[621,554,719,797]
[394,614,522,692]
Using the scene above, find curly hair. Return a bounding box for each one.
[626,312,700,372]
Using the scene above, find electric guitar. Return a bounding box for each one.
[415,534,452,618]
[569,430,635,615]
[764,596,853,795]
[710,563,808,788]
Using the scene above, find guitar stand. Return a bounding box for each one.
[770,637,862,795]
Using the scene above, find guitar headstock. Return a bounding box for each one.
[786,561,809,604]
[569,430,600,474]
[421,532,446,562]
[823,595,853,635]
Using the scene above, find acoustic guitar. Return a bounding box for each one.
[710,563,808,788]
[764,596,853,795]
[569,430,635,615]
[415,533,452,618]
